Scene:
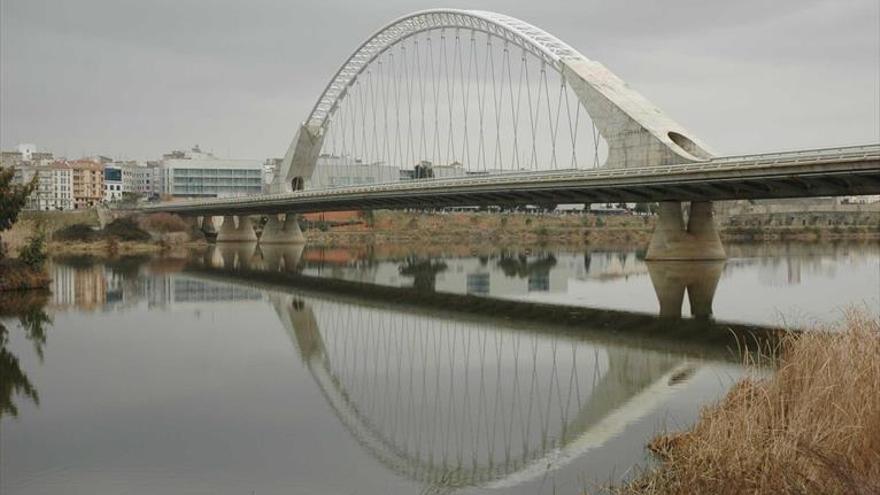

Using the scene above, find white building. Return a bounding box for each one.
[404,160,467,180]
[103,165,124,202]
[17,143,36,162]
[123,162,161,197]
[308,154,401,189]
[160,146,264,198]
[13,163,74,211]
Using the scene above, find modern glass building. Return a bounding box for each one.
[160,148,264,198]
[308,154,400,189]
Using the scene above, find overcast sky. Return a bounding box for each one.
[1,0,878,160]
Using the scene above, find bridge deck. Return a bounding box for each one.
[143,144,880,216]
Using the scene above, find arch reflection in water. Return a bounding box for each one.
[267,292,695,489]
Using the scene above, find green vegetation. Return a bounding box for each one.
[18,230,47,268]
[0,165,49,290]
[102,217,151,241]
[52,217,151,243]
[53,223,102,242]
[0,165,37,260]
[615,311,880,495]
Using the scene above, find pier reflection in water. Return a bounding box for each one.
[2,241,876,494]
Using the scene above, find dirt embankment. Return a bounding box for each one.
[3,210,207,257]
[307,211,655,248]
[305,210,879,247]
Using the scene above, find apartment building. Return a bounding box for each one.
[70,160,104,209]
[12,163,74,211]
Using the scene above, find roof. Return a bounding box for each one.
[162,158,263,170]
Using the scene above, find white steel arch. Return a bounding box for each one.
[276,9,714,192]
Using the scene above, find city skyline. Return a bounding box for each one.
[2,0,878,161]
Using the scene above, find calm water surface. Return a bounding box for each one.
[1,241,877,494]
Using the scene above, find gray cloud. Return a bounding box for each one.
[2,0,878,159]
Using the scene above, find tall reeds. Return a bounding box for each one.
[617,310,880,495]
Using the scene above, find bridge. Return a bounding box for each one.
[141,9,880,260]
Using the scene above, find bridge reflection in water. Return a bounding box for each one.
[176,244,765,490]
[198,242,725,321]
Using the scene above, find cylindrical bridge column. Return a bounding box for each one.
[216,215,259,243]
[199,215,217,234]
[259,214,305,244]
[646,201,725,261]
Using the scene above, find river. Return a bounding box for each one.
[1,241,877,494]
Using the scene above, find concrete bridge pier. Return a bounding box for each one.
[259,214,305,244]
[198,216,217,235]
[646,201,725,261]
[216,215,259,243]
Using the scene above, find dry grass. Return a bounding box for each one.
[139,212,190,233]
[616,310,880,495]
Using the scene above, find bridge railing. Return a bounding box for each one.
[141,143,879,211]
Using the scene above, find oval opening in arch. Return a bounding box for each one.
[668,131,711,159]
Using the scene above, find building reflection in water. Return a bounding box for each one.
[50,263,107,311]
[48,257,265,312]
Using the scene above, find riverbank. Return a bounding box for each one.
[307,211,654,246]
[615,311,880,495]
[305,210,879,246]
[3,211,208,258]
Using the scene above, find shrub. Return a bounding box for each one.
[104,217,151,241]
[18,231,47,268]
[362,210,376,228]
[53,223,101,242]
[0,258,50,290]
[140,213,189,233]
